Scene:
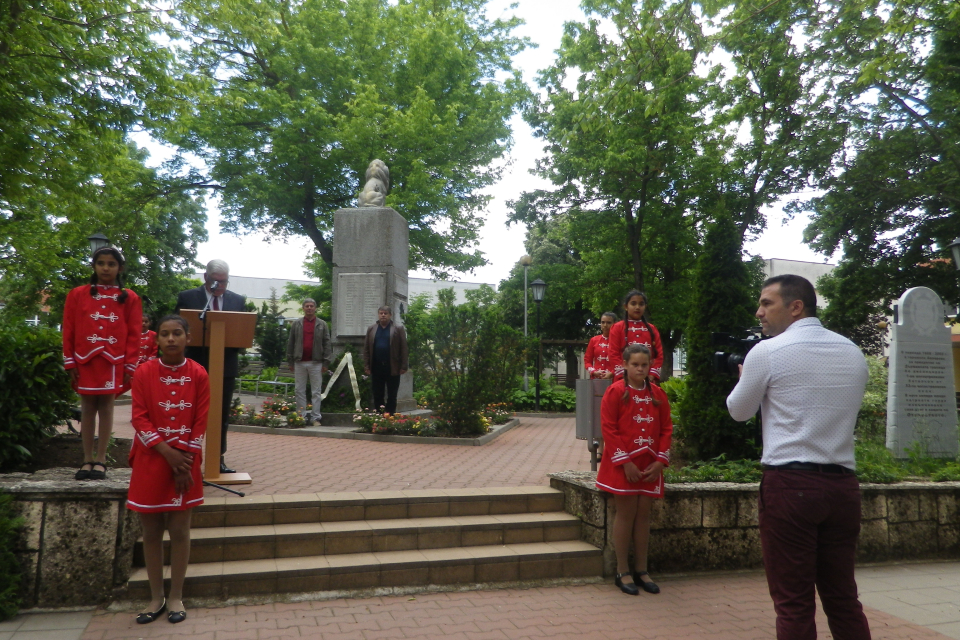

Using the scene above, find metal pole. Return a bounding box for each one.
[535,301,541,412]
[523,265,529,392]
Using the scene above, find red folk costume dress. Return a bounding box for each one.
[62,285,142,394]
[595,379,672,497]
[127,358,209,512]
[608,319,664,381]
[584,334,614,378]
[138,330,157,366]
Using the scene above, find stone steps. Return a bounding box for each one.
[126,487,603,599]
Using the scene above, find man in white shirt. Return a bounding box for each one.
[727,275,871,640]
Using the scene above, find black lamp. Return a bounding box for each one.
[88,233,109,253]
[531,278,546,411]
[948,238,960,270]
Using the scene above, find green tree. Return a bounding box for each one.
[162,0,530,276]
[678,213,759,461]
[798,0,960,321]
[0,142,207,322]
[254,289,287,368]
[282,255,332,323]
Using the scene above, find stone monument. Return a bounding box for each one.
[331,160,415,411]
[886,286,959,458]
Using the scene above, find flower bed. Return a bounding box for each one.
[230,397,305,428]
[352,403,514,438]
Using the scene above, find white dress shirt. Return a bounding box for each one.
[726,317,868,469]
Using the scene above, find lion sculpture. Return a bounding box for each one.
[358,159,390,208]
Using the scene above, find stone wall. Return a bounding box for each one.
[549,471,960,576]
[2,468,140,609]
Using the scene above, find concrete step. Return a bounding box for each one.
[191,487,565,528]
[127,540,603,599]
[136,512,584,566]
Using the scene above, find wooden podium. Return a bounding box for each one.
[180,309,257,484]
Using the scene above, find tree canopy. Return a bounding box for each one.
[162,0,531,276]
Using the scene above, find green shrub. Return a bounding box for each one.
[664,456,762,483]
[406,288,526,435]
[0,492,23,620]
[856,356,887,442]
[854,441,907,483]
[0,323,76,471]
[509,381,576,412]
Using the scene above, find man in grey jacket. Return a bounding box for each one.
[286,299,332,425]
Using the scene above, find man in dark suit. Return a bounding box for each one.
[175,259,247,474]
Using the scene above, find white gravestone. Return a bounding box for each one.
[886,287,959,458]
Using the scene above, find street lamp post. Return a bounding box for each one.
[948,238,960,321]
[88,233,109,254]
[531,278,547,411]
[520,255,532,391]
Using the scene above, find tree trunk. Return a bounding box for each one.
[564,345,578,388]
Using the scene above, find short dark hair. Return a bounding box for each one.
[378,305,392,314]
[157,314,190,333]
[763,275,817,317]
[600,312,617,322]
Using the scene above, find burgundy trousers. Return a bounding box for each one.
[759,469,871,640]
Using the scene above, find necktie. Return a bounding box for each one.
[213,296,219,311]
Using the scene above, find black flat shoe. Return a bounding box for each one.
[136,598,166,624]
[615,572,640,596]
[168,609,187,624]
[220,457,235,474]
[88,462,107,480]
[634,570,660,594]
[74,462,94,481]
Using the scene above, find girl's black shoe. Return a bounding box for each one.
[74,462,93,481]
[89,462,107,480]
[136,598,166,624]
[634,570,660,594]
[168,609,187,623]
[615,572,640,595]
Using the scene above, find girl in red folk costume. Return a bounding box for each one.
[138,315,157,366]
[596,344,672,596]
[62,246,142,481]
[608,290,664,382]
[584,312,617,379]
[128,315,209,625]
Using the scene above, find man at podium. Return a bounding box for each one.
[175,259,247,474]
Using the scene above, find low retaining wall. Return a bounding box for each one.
[231,417,521,446]
[2,469,139,609]
[549,471,960,576]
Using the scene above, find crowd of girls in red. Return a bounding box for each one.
[62,248,206,624]
[586,290,672,596]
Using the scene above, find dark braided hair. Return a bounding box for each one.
[89,247,128,303]
[621,289,656,361]
[156,314,190,334]
[620,343,660,405]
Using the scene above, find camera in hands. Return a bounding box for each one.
[712,328,764,375]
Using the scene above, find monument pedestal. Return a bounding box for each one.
[332,207,415,412]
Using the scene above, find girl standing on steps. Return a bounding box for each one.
[127,315,209,625]
[62,246,142,481]
[595,344,672,596]
[608,290,664,382]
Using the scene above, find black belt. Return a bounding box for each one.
[762,462,854,474]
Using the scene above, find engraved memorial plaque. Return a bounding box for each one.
[336,273,385,337]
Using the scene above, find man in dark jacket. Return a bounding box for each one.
[175,259,247,474]
[362,305,408,414]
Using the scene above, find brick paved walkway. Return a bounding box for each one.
[112,401,591,494]
[80,570,950,640]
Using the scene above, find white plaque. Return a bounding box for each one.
[337,273,385,337]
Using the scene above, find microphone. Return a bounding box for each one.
[210,280,219,291]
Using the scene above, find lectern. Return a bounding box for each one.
[180,309,257,484]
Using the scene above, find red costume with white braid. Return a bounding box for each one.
[584,334,615,378]
[127,358,209,512]
[595,378,672,497]
[138,330,157,365]
[62,285,142,394]
[608,319,664,381]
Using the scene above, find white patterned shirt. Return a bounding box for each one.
[726,317,868,469]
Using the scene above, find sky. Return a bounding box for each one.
[181,0,835,286]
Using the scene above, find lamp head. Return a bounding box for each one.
[531,278,547,303]
[948,237,960,271]
[520,255,533,267]
[88,233,109,254]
